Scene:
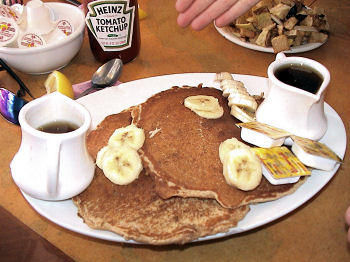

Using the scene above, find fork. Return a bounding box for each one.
[2,0,23,6]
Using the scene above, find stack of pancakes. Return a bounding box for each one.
[73,86,305,245]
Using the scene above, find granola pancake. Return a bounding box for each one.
[73,109,249,245]
[73,169,249,245]
[134,86,305,208]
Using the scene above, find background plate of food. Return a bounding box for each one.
[215,0,329,53]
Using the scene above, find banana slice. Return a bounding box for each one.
[100,145,143,185]
[221,80,246,97]
[220,79,245,91]
[223,148,262,191]
[230,105,256,123]
[222,85,248,98]
[184,95,224,119]
[219,138,250,164]
[228,93,258,111]
[216,72,259,123]
[96,146,110,169]
[108,124,145,150]
[195,108,224,119]
[184,95,218,111]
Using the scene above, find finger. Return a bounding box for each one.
[345,206,350,225]
[215,0,259,27]
[177,0,215,28]
[190,0,239,31]
[175,0,195,13]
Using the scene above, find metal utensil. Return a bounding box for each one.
[63,0,81,7]
[76,58,123,99]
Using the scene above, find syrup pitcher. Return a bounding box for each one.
[10,92,95,200]
[256,52,330,140]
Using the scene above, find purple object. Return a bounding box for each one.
[0,88,27,125]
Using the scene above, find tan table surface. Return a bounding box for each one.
[1,0,349,261]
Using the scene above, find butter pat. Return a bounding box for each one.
[291,136,342,171]
[252,146,310,185]
[237,121,291,148]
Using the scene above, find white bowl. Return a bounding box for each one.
[0,2,85,74]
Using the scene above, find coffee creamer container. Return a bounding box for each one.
[84,0,140,64]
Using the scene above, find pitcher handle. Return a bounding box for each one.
[276,52,286,61]
[47,140,61,196]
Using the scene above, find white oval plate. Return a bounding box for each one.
[214,24,326,54]
[21,73,346,244]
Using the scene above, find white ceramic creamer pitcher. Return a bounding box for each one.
[10,92,95,200]
[256,52,330,140]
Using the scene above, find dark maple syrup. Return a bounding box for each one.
[37,121,79,134]
[275,64,323,94]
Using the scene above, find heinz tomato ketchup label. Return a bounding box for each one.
[85,0,135,52]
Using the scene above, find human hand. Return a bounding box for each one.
[346,206,350,243]
[176,0,261,31]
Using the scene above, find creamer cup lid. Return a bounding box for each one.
[17,31,46,48]
[56,18,73,36]
[0,4,22,24]
[0,17,19,47]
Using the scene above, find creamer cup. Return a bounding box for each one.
[26,0,55,35]
[10,3,27,30]
[0,17,19,47]
[0,4,22,24]
[43,18,74,44]
[56,18,74,36]
[17,31,46,48]
[44,27,67,43]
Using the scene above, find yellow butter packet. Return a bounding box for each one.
[252,146,311,179]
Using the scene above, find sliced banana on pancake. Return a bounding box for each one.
[222,85,247,98]
[228,93,258,112]
[184,95,224,119]
[221,79,245,97]
[216,72,258,123]
[108,124,145,150]
[99,145,143,185]
[219,138,250,164]
[230,105,256,123]
[96,146,110,169]
[184,95,218,111]
[223,148,262,191]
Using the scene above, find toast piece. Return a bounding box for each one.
[73,109,249,245]
[134,86,305,208]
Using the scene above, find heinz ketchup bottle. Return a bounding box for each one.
[83,0,140,64]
